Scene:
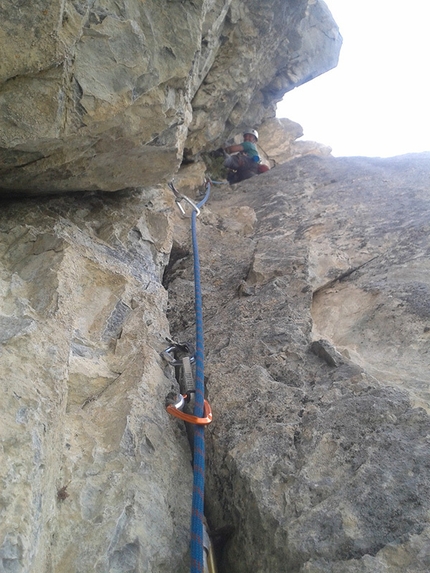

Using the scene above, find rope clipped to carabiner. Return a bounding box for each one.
[164,179,212,573]
[168,181,201,217]
[166,396,213,425]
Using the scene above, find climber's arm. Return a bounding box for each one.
[224,144,244,154]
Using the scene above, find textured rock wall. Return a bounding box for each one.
[4,3,429,571]
[0,0,341,194]
[258,118,332,166]
[0,189,193,572]
[166,152,430,573]
[2,150,430,572]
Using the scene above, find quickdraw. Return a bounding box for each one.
[165,179,213,573]
[162,343,211,425]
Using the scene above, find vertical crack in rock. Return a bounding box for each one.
[102,299,131,342]
[167,154,430,573]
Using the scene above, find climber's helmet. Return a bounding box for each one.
[243,128,258,141]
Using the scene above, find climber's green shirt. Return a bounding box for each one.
[241,141,259,159]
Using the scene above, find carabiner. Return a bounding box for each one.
[161,344,196,367]
[168,181,201,217]
[167,396,213,425]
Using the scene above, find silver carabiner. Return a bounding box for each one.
[181,195,200,217]
[171,393,186,411]
[175,198,187,216]
[168,181,200,217]
[161,344,196,367]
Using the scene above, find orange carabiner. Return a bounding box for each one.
[167,396,213,425]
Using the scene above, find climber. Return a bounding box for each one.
[212,129,268,185]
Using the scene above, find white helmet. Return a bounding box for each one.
[243,128,258,141]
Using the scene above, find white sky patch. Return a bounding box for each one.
[276,0,430,157]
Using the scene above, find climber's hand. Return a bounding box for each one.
[209,147,226,158]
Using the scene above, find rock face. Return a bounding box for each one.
[0,189,194,572]
[1,149,430,572]
[258,118,332,166]
[0,0,341,194]
[166,152,430,572]
[2,2,430,572]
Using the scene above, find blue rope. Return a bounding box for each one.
[190,181,211,573]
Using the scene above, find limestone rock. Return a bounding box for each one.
[0,0,341,194]
[4,2,430,572]
[0,188,193,573]
[311,339,343,367]
[257,117,298,164]
[292,139,333,158]
[166,152,430,572]
[2,147,430,572]
[256,117,332,166]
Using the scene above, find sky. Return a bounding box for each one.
[276,0,430,158]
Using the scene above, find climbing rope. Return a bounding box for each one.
[190,181,210,573]
[165,179,212,573]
